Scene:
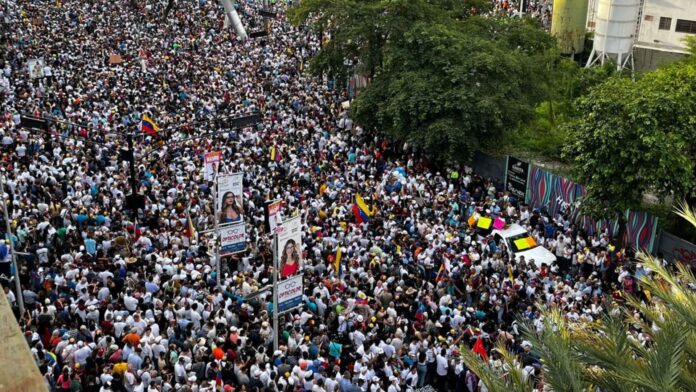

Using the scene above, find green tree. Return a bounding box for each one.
[288,0,557,160]
[562,60,696,239]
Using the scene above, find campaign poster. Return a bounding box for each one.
[204,151,222,182]
[505,156,530,204]
[217,172,244,226]
[264,199,284,234]
[276,216,302,279]
[277,274,303,313]
[220,222,246,256]
[27,58,45,79]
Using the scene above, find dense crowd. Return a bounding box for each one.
[490,0,552,28]
[0,0,658,391]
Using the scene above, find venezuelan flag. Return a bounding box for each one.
[435,262,446,282]
[352,193,374,223]
[269,145,281,161]
[185,213,196,239]
[141,114,160,136]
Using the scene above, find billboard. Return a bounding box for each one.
[276,216,302,279]
[217,173,244,226]
[277,274,303,313]
[204,151,222,181]
[265,199,284,234]
[505,156,530,203]
[220,222,247,255]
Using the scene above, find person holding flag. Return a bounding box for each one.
[352,193,375,223]
[140,113,160,137]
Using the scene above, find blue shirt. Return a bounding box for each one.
[145,281,159,293]
[84,238,96,255]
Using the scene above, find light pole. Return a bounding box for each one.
[0,174,23,315]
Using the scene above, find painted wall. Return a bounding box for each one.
[525,165,658,251]
[657,231,696,265]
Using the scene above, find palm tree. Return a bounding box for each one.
[461,203,696,392]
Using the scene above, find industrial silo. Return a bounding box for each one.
[586,0,642,71]
[551,0,590,55]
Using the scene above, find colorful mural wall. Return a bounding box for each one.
[525,165,658,251]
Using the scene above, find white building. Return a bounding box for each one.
[634,0,696,69]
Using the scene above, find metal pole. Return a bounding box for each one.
[272,232,279,352]
[127,134,138,197]
[214,172,221,288]
[220,0,248,40]
[0,176,23,315]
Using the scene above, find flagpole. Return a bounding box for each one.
[0,176,23,316]
[214,169,221,289]
[272,232,279,353]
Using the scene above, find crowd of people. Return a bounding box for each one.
[0,0,660,391]
[490,0,552,28]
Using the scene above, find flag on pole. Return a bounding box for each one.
[435,262,446,282]
[184,213,196,239]
[141,114,160,136]
[352,193,374,223]
[472,336,489,362]
[334,246,342,276]
[269,145,281,162]
[215,369,223,390]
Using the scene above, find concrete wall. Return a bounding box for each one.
[657,231,696,265]
[471,152,506,191]
[634,46,688,71]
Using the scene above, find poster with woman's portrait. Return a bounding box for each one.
[217,173,244,227]
[276,216,303,279]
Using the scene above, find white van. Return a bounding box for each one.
[491,224,556,268]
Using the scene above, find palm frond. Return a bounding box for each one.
[459,346,523,392]
[519,309,590,392]
[674,200,696,228]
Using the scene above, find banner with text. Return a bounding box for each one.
[204,151,222,182]
[277,274,303,313]
[505,156,530,203]
[220,222,247,256]
[265,199,284,234]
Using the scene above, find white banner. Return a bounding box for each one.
[276,216,303,279]
[204,151,222,182]
[217,172,244,226]
[220,222,246,256]
[277,274,303,313]
[266,199,283,234]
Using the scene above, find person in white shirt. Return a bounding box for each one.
[387,375,401,392]
[435,348,449,389]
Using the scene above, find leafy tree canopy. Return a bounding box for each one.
[288,0,557,160]
[563,60,696,221]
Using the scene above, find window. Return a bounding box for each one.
[644,15,653,22]
[658,17,671,30]
[676,19,696,33]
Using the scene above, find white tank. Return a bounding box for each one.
[586,0,641,71]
